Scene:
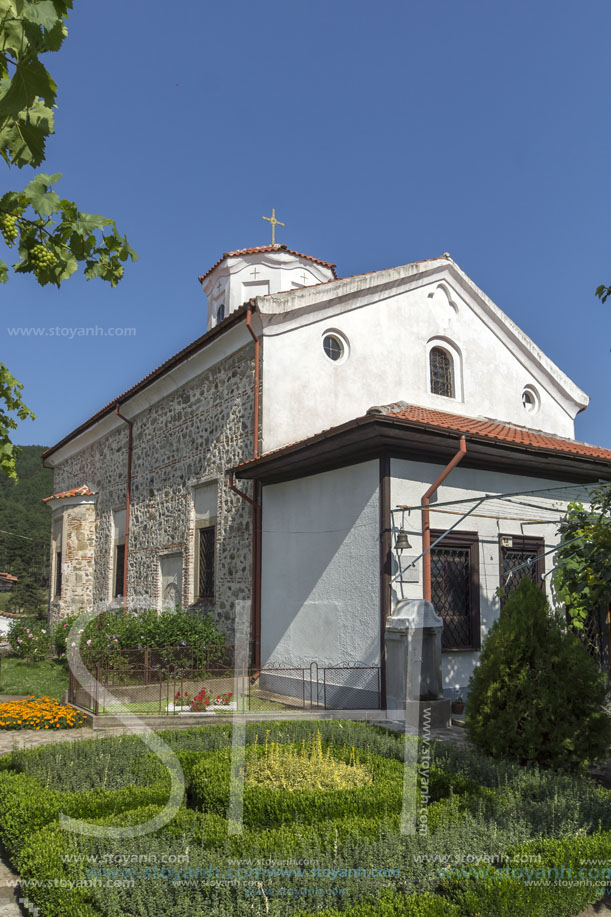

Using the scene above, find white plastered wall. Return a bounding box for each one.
[261,277,579,453]
[260,461,380,668]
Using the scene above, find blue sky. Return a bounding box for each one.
[4,0,611,449]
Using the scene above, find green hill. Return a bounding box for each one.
[0,446,52,588]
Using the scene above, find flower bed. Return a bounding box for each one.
[0,696,86,730]
[167,689,235,714]
[0,720,610,916]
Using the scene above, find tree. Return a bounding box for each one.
[0,0,137,479]
[595,285,611,304]
[466,577,610,771]
[553,484,611,634]
[7,558,46,616]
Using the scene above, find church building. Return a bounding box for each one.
[42,242,611,703]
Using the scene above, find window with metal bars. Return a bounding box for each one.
[499,536,544,607]
[55,551,62,598]
[114,544,125,598]
[430,531,480,650]
[429,346,454,398]
[198,526,215,599]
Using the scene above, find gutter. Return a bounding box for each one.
[42,304,251,464]
[114,405,133,613]
[421,436,467,601]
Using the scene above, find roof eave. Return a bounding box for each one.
[232,414,611,486]
[42,304,252,463]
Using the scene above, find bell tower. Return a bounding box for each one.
[198,244,337,330]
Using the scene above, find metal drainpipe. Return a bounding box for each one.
[245,303,260,459]
[421,436,467,602]
[114,405,133,614]
[41,456,54,616]
[228,472,261,675]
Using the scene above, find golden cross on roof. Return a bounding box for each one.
[262,208,285,245]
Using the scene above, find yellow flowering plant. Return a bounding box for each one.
[0,696,85,731]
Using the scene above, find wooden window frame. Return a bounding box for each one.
[429,346,454,398]
[430,529,480,651]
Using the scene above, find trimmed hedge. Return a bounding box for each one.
[296,889,461,916]
[0,770,173,864]
[190,743,406,827]
[442,831,611,916]
[2,720,611,916]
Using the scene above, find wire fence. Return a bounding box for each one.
[68,644,381,716]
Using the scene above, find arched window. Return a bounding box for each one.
[430,346,454,398]
[216,303,225,323]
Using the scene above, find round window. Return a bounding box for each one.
[521,386,539,413]
[323,334,344,362]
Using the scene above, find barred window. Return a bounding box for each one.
[430,346,454,398]
[55,551,62,598]
[198,526,215,599]
[430,531,480,650]
[499,536,544,607]
[114,544,125,598]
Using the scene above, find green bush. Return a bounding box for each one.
[7,617,51,660]
[67,608,227,669]
[52,614,79,658]
[442,831,611,916]
[297,890,461,916]
[0,770,173,865]
[19,805,167,917]
[4,719,611,916]
[466,577,611,770]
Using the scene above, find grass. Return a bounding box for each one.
[0,658,68,700]
[97,694,292,715]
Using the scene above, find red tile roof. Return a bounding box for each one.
[235,401,611,473]
[42,304,251,462]
[0,572,18,583]
[43,485,96,503]
[371,402,611,461]
[198,245,338,283]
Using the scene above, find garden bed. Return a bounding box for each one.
[0,720,609,916]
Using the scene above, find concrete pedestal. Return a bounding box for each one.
[384,599,451,727]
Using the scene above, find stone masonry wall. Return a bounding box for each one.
[48,502,96,620]
[51,341,256,638]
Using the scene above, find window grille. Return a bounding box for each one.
[198,526,215,599]
[499,537,544,607]
[430,531,479,650]
[55,551,62,598]
[430,347,454,397]
[114,544,125,598]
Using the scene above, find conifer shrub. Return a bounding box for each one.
[466,577,611,770]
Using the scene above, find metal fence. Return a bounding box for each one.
[67,644,381,716]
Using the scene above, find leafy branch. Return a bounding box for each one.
[0,0,138,479]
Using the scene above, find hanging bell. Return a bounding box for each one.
[396,528,412,551]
